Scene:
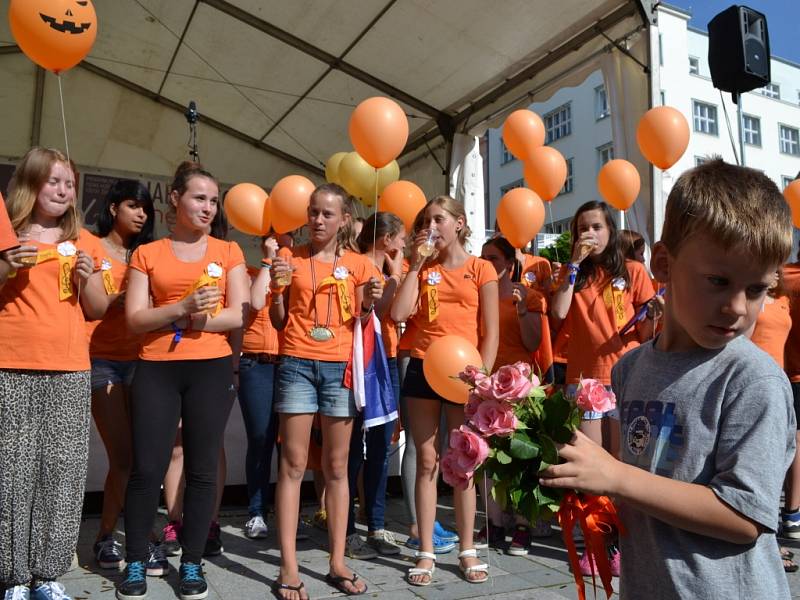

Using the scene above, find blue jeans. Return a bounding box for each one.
[275,356,356,417]
[237,356,279,517]
[347,358,399,534]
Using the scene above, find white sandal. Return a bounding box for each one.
[458,548,489,584]
[407,551,436,586]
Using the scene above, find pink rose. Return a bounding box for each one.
[511,361,532,380]
[440,450,473,490]
[459,364,487,386]
[486,364,534,401]
[449,425,489,472]
[464,391,482,420]
[575,378,617,413]
[472,398,518,437]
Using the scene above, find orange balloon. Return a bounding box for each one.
[785,180,800,229]
[349,97,409,168]
[523,146,567,202]
[423,335,483,404]
[271,175,314,234]
[9,0,97,73]
[502,109,545,161]
[597,159,641,211]
[636,106,690,170]
[224,183,269,236]
[497,188,545,248]
[378,180,426,233]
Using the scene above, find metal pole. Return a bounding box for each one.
[736,92,746,167]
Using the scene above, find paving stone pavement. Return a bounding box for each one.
[66,496,800,599]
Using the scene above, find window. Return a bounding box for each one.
[597,143,614,170]
[780,125,800,156]
[695,156,709,167]
[499,178,524,195]
[742,115,761,146]
[760,83,781,99]
[500,141,515,165]
[689,56,699,75]
[784,176,796,189]
[660,90,666,106]
[658,34,663,66]
[544,104,572,143]
[692,100,718,135]
[545,219,570,234]
[595,85,609,119]
[559,158,574,195]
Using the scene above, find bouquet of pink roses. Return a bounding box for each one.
[441,362,616,523]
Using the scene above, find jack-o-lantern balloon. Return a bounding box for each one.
[9,0,98,73]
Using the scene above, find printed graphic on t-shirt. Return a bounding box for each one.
[622,400,685,477]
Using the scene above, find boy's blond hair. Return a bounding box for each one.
[661,159,792,267]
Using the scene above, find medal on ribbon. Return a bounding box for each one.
[524,271,537,287]
[57,241,77,300]
[603,277,628,330]
[101,258,117,294]
[180,262,224,316]
[421,270,442,322]
[316,265,353,322]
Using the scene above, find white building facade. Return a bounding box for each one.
[485,3,800,241]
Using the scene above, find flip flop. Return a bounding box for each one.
[781,546,795,560]
[325,572,368,596]
[272,580,308,600]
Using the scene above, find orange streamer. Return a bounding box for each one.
[557,493,624,600]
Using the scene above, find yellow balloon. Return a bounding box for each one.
[340,152,400,206]
[325,152,348,185]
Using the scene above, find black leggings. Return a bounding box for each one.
[124,357,234,564]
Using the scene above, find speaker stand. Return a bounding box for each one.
[734,91,745,167]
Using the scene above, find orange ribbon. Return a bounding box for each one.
[557,493,624,600]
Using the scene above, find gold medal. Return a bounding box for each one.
[308,326,334,342]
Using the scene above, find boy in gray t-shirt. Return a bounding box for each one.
[540,159,796,599]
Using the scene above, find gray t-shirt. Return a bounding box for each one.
[612,335,796,600]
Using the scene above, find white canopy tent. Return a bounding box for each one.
[0,0,656,489]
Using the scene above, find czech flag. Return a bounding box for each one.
[344,311,398,429]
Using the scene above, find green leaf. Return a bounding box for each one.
[534,484,561,506]
[510,431,541,460]
[540,435,559,465]
[538,460,552,473]
[496,449,513,465]
[552,426,574,444]
[510,487,523,509]
[492,479,509,510]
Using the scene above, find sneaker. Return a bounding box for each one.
[474,524,504,549]
[367,530,401,555]
[160,521,182,556]
[31,582,71,600]
[296,519,310,541]
[312,508,327,531]
[203,521,223,557]
[433,521,459,543]
[530,518,553,538]
[609,545,621,577]
[178,563,207,600]
[507,525,531,556]
[345,533,378,560]
[145,542,169,577]
[116,561,147,599]
[93,535,124,569]
[404,533,456,554]
[4,586,30,600]
[244,515,268,539]
[782,509,800,539]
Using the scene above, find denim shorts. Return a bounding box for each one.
[275,356,356,418]
[566,383,620,421]
[90,358,138,390]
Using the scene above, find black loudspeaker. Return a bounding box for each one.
[708,5,770,94]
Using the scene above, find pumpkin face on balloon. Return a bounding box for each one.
[9,0,98,73]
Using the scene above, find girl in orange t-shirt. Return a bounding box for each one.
[86,179,154,569]
[0,147,107,599]
[392,195,499,586]
[117,162,248,599]
[551,201,658,450]
[268,183,382,598]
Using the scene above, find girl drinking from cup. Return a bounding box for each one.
[268,183,382,599]
[392,196,499,586]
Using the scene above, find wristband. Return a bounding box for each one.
[171,321,183,344]
[271,293,284,305]
[260,259,272,269]
[567,262,579,285]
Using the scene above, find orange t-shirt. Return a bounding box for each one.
[0,192,18,252]
[279,246,372,362]
[242,266,281,355]
[86,240,143,361]
[552,318,570,364]
[751,295,791,369]
[130,237,245,361]
[408,256,497,359]
[494,290,546,372]
[564,260,655,384]
[0,228,101,371]
[782,263,800,380]
[521,254,553,293]
[398,318,417,352]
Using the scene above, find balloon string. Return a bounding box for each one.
[546,202,560,264]
[482,474,493,589]
[57,73,81,300]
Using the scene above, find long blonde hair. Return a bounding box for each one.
[6,147,81,241]
[424,195,471,247]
